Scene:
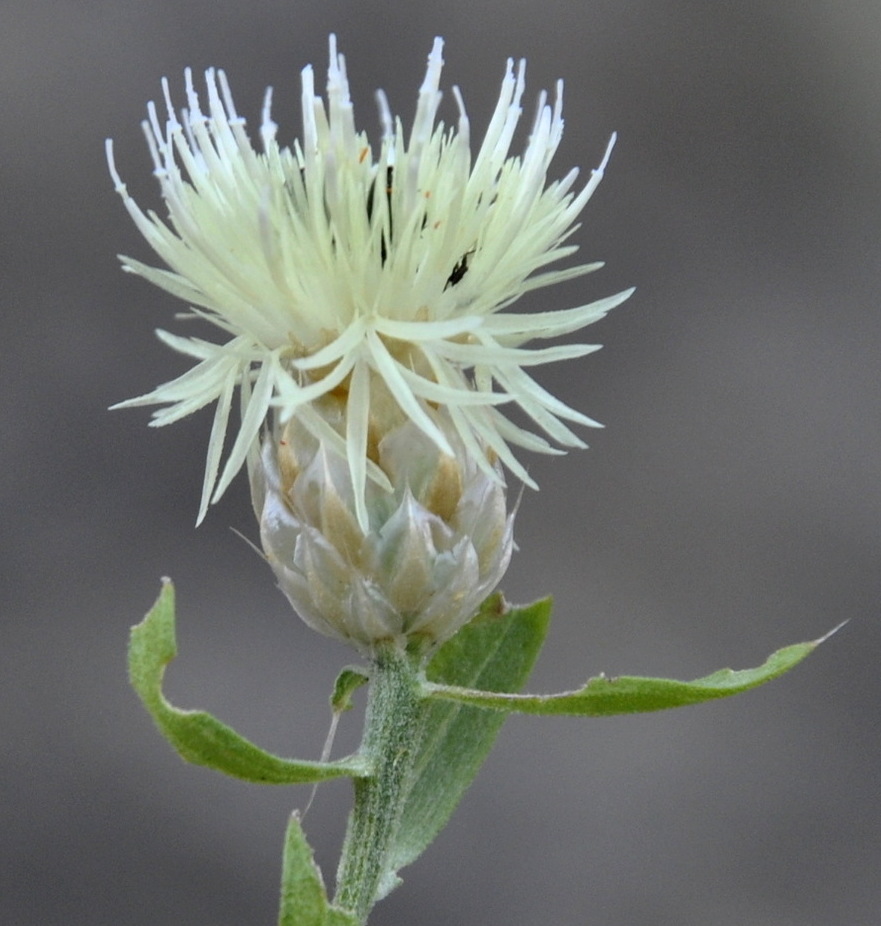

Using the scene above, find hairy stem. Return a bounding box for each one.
[334,644,424,923]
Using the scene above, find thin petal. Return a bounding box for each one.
[346,359,372,533]
[481,288,633,339]
[391,352,511,407]
[290,318,367,371]
[366,331,453,455]
[460,405,538,489]
[371,315,484,342]
[197,364,237,524]
[273,351,359,415]
[495,362,604,428]
[432,338,602,367]
[212,352,277,502]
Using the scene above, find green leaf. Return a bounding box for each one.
[278,812,358,926]
[387,594,551,875]
[423,629,839,716]
[331,667,370,714]
[128,579,368,784]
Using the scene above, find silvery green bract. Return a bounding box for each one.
[251,401,513,653]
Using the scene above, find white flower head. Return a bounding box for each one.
[108,35,633,529]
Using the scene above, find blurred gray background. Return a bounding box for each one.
[3,1,879,924]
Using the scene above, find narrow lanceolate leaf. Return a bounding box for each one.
[278,813,357,926]
[386,594,551,875]
[128,580,368,784]
[423,630,838,716]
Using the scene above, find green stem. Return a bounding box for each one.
[334,643,424,923]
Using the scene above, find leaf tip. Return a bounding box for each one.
[813,619,849,647]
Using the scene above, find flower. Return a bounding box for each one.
[108,35,633,529]
[250,396,513,653]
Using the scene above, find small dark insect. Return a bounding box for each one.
[445,248,474,289]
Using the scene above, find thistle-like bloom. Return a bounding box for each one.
[108,36,632,528]
[251,397,513,652]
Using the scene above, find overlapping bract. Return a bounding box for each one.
[251,401,513,652]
